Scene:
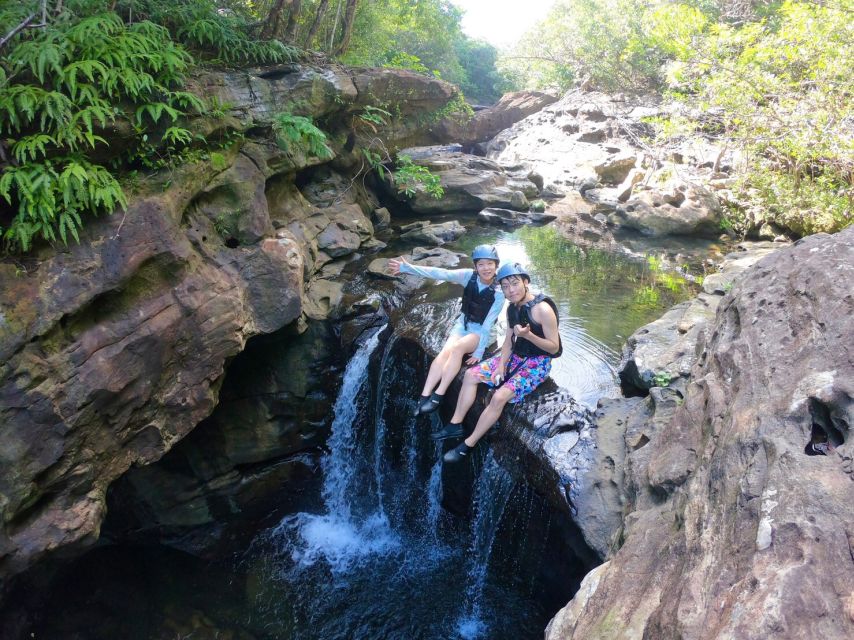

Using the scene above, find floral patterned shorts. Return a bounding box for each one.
[469,354,552,404]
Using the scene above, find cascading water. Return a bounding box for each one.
[272,325,399,573]
[252,329,581,639]
[455,451,517,639]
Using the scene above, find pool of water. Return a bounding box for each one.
[440,223,708,407]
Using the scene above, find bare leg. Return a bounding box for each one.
[464,387,513,447]
[435,333,479,395]
[450,367,482,423]
[421,349,450,396]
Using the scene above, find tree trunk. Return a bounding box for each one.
[332,0,358,56]
[283,0,302,42]
[303,0,329,48]
[261,0,293,40]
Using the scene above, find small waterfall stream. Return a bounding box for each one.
[272,325,399,573]
[455,450,516,638]
[253,328,578,639]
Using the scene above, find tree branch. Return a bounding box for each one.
[0,13,43,51]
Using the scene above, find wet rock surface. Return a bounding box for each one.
[619,241,786,392]
[548,226,854,639]
[478,207,557,227]
[0,62,462,587]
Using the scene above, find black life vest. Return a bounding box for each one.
[507,293,562,358]
[461,273,497,328]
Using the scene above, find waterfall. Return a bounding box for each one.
[425,455,444,542]
[273,325,400,575]
[455,450,516,639]
[372,331,399,516]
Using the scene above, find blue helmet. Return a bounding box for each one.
[496,262,530,283]
[471,244,499,263]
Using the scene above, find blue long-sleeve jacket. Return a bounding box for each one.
[399,262,505,360]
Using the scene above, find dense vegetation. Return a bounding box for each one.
[0,0,501,253]
[500,0,853,235]
[1,0,849,252]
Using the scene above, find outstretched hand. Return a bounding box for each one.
[387,256,407,275]
[465,355,480,365]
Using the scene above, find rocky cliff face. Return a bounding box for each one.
[547,226,854,639]
[0,63,462,587]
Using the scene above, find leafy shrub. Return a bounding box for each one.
[0,9,196,251]
[393,155,444,199]
[272,113,333,159]
[0,1,305,253]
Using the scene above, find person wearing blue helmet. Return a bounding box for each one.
[388,245,504,416]
[438,262,562,463]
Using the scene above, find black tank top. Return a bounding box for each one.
[507,293,562,358]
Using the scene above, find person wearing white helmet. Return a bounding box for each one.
[439,262,562,463]
[388,245,504,417]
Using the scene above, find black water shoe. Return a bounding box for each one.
[443,442,473,463]
[431,422,464,441]
[414,395,431,416]
[418,392,443,415]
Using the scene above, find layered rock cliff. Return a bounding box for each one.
[0,63,462,587]
[547,226,854,639]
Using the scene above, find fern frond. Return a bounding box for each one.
[12,134,56,163]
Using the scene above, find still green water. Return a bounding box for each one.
[447,224,710,406]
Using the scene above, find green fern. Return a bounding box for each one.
[273,113,333,160]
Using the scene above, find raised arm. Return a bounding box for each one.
[387,257,472,285]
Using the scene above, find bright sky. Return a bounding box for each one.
[452,0,557,47]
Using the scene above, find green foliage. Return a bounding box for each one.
[355,105,392,132]
[0,156,127,251]
[658,0,853,235]
[504,0,852,236]
[273,113,333,159]
[359,146,443,200]
[652,371,672,387]
[116,0,301,66]
[393,155,444,199]
[0,1,306,253]
[0,7,194,251]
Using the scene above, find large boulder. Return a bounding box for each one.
[434,90,559,145]
[0,168,304,583]
[394,147,539,213]
[398,220,466,245]
[612,176,723,237]
[478,207,557,227]
[547,226,854,639]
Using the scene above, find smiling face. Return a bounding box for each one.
[474,258,498,282]
[499,274,529,303]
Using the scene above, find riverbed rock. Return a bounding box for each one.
[612,176,724,237]
[398,219,466,245]
[393,147,540,213]
[372,207,391,230]
[549,225,854,639]
[478,207,557,227]
[619,293,720,392]
[434,90,559,144]
[593,152,637,185]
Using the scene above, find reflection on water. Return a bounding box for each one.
[448,225,704,407]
